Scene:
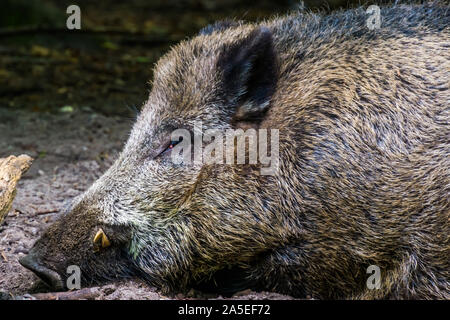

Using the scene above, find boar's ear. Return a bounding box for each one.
[199,20,241,35]
[217,26,278,123]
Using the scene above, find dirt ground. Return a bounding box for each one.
[0,108,294,300]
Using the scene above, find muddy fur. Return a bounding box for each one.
[22,2,449,299]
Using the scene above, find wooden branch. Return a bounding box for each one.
[31,287,101,300]
[0,155,33,224]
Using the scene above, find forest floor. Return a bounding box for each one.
[0,108,294,300]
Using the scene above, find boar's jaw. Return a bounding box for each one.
[19,250,64,290]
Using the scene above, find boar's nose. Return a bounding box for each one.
[19,252,64,291]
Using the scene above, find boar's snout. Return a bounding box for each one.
[19,249,64,290]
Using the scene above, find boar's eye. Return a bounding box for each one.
[160,136,183,156]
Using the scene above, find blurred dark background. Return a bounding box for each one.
[0,0,386,116]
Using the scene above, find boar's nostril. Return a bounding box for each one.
[19,253,64,291]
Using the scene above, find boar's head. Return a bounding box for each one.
[20,25,282,293]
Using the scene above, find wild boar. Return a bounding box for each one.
[20,2,449,299]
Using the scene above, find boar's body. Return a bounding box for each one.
[21,3,449,299]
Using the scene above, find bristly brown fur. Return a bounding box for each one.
[23,2,449,299]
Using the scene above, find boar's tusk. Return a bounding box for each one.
[101,233,111,248]
[93,228,111,249]
[93,229,104,244]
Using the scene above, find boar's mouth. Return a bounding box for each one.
[19,251,64,290]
